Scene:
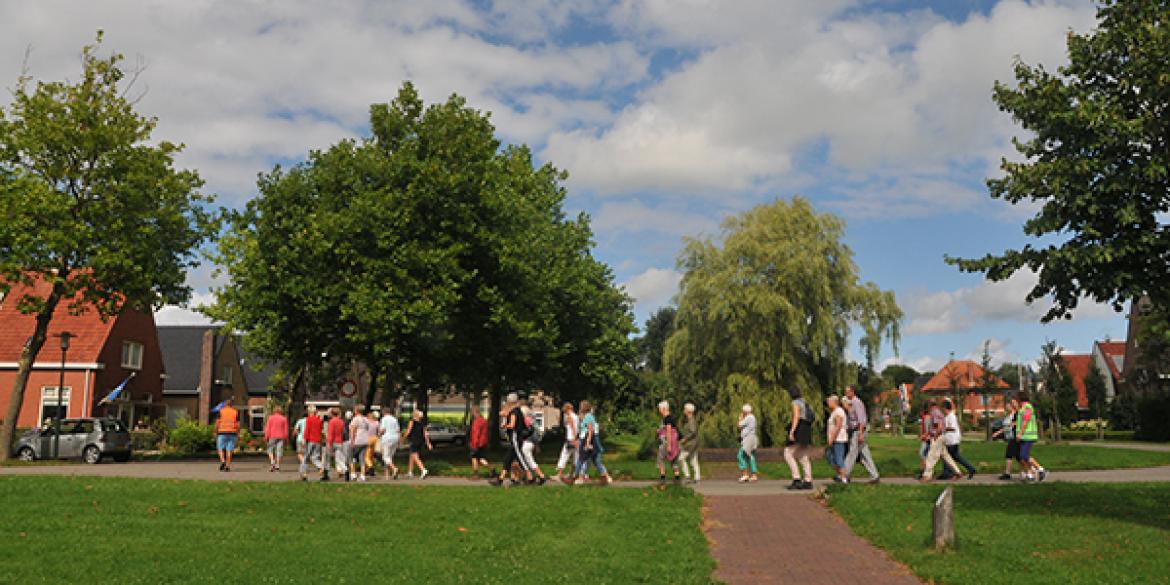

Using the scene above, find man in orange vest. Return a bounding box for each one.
[216,397,241,472]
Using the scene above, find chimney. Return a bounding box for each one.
[197,329,215,424]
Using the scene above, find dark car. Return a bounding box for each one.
[12,418,131,464]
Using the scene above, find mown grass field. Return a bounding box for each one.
[827,482,1170,585]
[0,475,713,584]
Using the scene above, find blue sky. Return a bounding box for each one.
[0,0,1126,372]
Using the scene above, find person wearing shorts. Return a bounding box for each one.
[380,408,400,479]
[293,412,307,467]
[349,406,372,481]
[264,406,289,472]
[1015,394,1047,481]
[826,396,849,483]
[784,390,814,490]
[215,398,240,472]
[300,405,324,481]
[992,400,1019,480]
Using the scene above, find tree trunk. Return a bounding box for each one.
[287,366,307,422]
[462,387,471,429]
[488,384,502,446]
[0,283,64,462]
[364,359,379,411]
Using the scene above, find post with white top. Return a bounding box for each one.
[932,486,955,550]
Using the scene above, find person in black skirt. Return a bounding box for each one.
[784,389,815,490]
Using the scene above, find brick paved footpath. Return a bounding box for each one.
[704,494,921,585]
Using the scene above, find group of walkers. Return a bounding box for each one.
[211,387,1051,485]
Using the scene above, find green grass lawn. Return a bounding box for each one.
[827,483,1170,585]
[0,475,713,584]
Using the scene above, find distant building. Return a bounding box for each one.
[1058,353,1094,412]
[919,360,1011,423]
[1091,340,1126,402]
[1121,296,1168,396]
[0,279,165,428]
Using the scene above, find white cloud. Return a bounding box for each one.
[904,270,1119,335]
[593,199,720,237]
[546,0,1096,216]
[621,267,681,315]
[153,291,217,326]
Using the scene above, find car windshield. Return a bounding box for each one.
[101,420,127,432]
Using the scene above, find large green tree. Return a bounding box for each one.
[948,0,1170,322]
[1084,361,1109,439]
[0,36,218,458]
[636,306,676,372]
[211,83,634,434]
[664,197,901,445]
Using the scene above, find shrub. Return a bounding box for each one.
[166,418,215,455]
[610,409,656,436]
[1135,396,1170,441]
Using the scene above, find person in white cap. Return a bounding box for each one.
[679,403,701,483]
[737,404,759,483]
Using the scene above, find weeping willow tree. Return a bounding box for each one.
[664,197,901,446]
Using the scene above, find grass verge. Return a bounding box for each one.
[0,475,713,584]
[826,482,1170,585]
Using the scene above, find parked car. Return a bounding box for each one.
[12,418,131,464]
[425,424,465,447]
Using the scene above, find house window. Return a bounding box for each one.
[249,407,266,434]
[39,387,71,423]
[218,365,233,385]
[121,341,144,370]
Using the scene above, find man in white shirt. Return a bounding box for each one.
[941,399,977,480]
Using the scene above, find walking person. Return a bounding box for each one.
[379,406,400,480]
[737,404,759,483]
[939,400,977,480]
[1015,394,1048,482]
[656,401,682,485]
[264,406,289,472]
[555,402,579,484]
[325,407,348,482]
[300,405,324,481]
[919,401,962,483]
[214,398,241,472]
[364,410,380,475]
[679,403,701,484]
[293,410,307,468]
[826,395,849,483]
[491,393,533,486]
[917,405,932,479]
[468,407,490,477]
[403,410,432,479]
[841,386,881,484]
[519,400,549,485]
[992,399,1019,480]
[349,406,373,481]
[784,390,815,490]
[574,400,614,485]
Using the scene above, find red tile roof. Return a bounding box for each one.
[1061,354,1092,409]
[921,360,1011,392]
[1095,341,1126,381]
[0,279,116,364]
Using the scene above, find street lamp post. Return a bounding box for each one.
[52,331,73,459]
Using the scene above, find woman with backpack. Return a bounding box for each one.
[737,404,759,483]
[784,390,815,490]
[574,400,614,485]
[519,399,549,485]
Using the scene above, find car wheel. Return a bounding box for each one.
[452,437,465,447]
[17,447,35,462]
[83,445,102,464]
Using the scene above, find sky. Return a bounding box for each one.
[0,0,1129,373]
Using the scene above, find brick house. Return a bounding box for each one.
[920,360,1010,423]
[0,280,165,429]
[157,325,278,430]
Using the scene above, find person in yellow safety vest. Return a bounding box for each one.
[216,397,241,472]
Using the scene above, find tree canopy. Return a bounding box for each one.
[209,83,635,421]
[0,35,218,459]
[636,306,676,372]
[948,0,1170,321]
[664,197,901,445]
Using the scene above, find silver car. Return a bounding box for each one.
[425,424,466,447]
[13,418,132,464]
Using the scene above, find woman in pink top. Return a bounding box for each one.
[264,407,290,472]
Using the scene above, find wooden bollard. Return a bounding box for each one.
[933,486,954,550]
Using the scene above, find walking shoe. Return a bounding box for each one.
[488,477,503,487]
[1038,468,1048,482]
[573,477,587,485]
[300,476,307,482]
[392,469,399,480]
[218,463,226,471]
[509,479,522,487]
[738,476,750,483]
[748,475,759,483]
[358,475,367,482]
[321,475,330,482]
[537,476,547,486]
[786,479,803,490]
[868,477,881,485]
[832,476,844,484]
[800,481,814,490]
[420,468,429,480]
[406,472,415,479]
[967,471,976,480]
[998,473,1012,481]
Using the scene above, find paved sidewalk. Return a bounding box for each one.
[705,495,920,585]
